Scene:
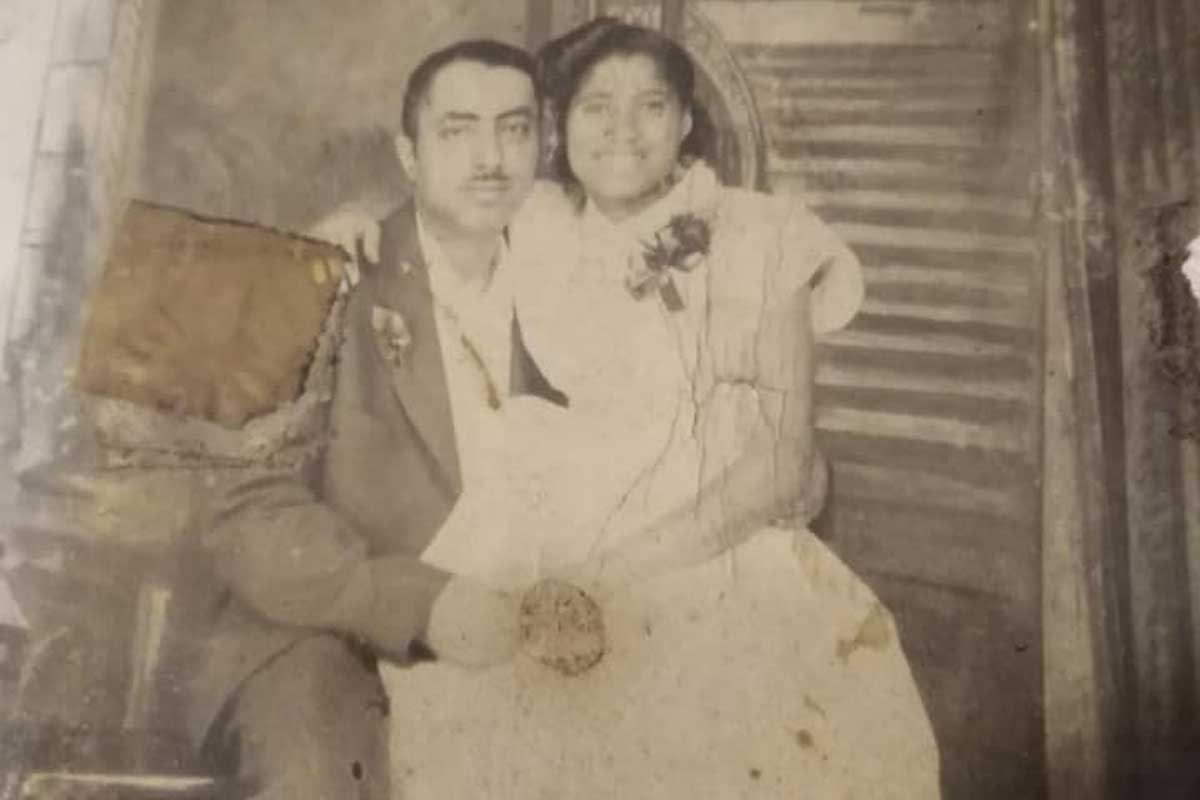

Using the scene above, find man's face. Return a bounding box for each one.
[398,60,539,237]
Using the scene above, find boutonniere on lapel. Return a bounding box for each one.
[625,212,713,312]
[371,305,413,369]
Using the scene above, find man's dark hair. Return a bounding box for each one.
[401,39,541,140]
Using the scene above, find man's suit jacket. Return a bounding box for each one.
[185,202,564,745]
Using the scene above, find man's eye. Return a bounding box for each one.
[580,102,609,117]
[501,121,531,138]
[439,126,468,139]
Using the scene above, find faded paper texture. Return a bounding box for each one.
[2,1,1199,799]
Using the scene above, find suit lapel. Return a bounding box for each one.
[510,311,568,407]
[367,204,569,495]
[370,204,462,495]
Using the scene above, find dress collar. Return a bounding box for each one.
[581,160,722,245]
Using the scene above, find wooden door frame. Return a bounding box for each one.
[1040,0,1200,796]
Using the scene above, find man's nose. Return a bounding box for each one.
[471,129,502,171]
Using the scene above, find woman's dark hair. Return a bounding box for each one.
[536,17,717,190]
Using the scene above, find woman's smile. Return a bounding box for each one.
[565,53,692,221]
[597,151,646,171]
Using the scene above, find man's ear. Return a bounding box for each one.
[394,133,417,181]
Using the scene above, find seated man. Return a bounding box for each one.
[69,40,552,800]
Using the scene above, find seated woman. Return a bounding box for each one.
[383,18,940,798]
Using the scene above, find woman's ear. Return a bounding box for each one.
[680,108,694,143]
[394,133,417,180]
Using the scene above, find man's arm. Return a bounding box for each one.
[203,462,523,667]
[203,466,449,659]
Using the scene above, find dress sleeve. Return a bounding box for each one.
[769,198,865,335]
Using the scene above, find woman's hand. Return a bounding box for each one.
[306,204,383,290]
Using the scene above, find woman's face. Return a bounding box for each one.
[565,53,692,220]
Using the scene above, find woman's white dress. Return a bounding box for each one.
[382,165,940,798]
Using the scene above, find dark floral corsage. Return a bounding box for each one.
[625,213,713,312]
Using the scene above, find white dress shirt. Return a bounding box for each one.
[415,213,514,488]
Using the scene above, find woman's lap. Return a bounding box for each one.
[385,528,939,798]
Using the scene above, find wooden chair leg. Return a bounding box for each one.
[122,580,172,733]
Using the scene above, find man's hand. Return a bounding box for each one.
[424,577,522,669]
[306,205,383,290]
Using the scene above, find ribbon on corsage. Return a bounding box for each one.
[625,212,713,312]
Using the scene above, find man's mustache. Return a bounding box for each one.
[467,170,511,187]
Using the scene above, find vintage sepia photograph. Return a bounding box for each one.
[1,0,1198,797]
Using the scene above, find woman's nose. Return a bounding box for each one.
[605,106,638,144]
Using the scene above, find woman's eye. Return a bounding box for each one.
[641,100,667,115]
[579,102,609,117]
